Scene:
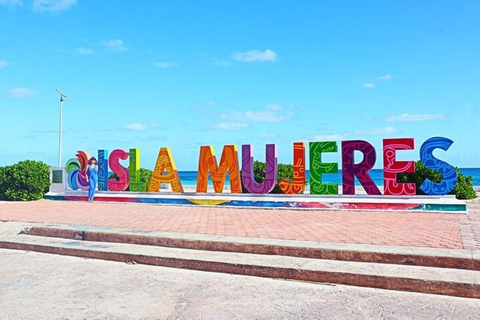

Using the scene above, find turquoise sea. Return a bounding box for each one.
[178,168,480,186]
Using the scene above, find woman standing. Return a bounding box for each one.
[86,157,98,202]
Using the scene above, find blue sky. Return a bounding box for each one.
[1,0,479,170]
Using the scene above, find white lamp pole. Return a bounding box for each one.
[55,88,69,168]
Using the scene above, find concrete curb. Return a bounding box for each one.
[23,224,480,271]
[0,238,479,299]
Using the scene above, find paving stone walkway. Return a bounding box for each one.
[1,194,479,249]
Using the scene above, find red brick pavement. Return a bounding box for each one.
[2,199,478,250]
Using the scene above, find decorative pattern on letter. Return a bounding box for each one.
[148,147,184,193]
[241,144,278,194]
[66,151,91,191]
[383,138,416,196]
[309,141,338,195]
[342,140,381,195]
[419,137,458,195]
[129,148,147,192]
[279,142,306,194]
[108,149,130,192]
[196,145,242,193]
[97,149,109,191]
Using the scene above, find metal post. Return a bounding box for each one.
[55,88,69,168]
[58,96,63,167]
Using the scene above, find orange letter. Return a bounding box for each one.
[196,145,242,193]
[148,147,184,193]
[279,142,306,194]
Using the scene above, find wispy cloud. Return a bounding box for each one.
[377,74,394,81]
[385,113,445,122]
[121,123,158,131]
[32,0,76,13]
[74,48,95,55]
[214,122,248,131]
[313,126,397,141]
[265,103,283,111]
[153,61,176,68]
[5,87,38,99]
[100,39,127,52]
[260,133,278,139]
[218,103,293,124]
[363,82,376,88]
[0,60,8,69]
[211,57,232,66]
[231,49,277,62]
[220,111,290,123]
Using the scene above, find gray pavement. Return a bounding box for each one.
[0,249,479,320]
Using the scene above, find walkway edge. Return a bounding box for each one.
[22,223,480,271]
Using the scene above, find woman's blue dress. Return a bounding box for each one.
[87,165,98,200]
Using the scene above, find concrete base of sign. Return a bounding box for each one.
[44,190,467,213]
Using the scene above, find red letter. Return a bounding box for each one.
[108,149,130,191]
[383,138,416,196]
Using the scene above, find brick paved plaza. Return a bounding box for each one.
[1,196,479,250]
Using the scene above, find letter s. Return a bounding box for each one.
[419,137,457,195]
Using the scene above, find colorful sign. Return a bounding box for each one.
[65,137,458,196]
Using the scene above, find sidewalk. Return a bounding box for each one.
[1,194,479,250]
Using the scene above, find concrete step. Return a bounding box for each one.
[22,224,480,271]
[0,224,479,299]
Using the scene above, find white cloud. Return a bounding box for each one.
[122,123,149,131]
[364,127,398,135]
[0,60,8,69]
[100,39,127,52]
[231,49,277,62]
[363,82,376,88]
[153,61,176,68]
[377,74,394,80]
[385,113,445,122]
[265,103,283,111]
[211,57,232,66]
[74,48,94,55]
[5,87,38,99]
[214,122,248,131]
[220,111,289,123]
[260,133,278,139]
[32,0,76,12]
[313,127,397,141]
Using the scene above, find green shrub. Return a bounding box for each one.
[398,161,476,200]
[0,160,50,201]
[241,160,303,194]
[139,168,153,185]
[109,168,153,190]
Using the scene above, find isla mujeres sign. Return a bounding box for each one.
[65,137,458,196]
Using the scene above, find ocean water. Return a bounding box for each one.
[178,168,480,186]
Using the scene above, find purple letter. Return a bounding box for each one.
[241,144,278,194]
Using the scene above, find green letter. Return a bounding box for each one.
[309,141,338,195]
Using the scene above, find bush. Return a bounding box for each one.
[0,160,50,201]
[241,160,300,194]
[139,168,153,185]
[109,168,153,190]
[398,161,477,200]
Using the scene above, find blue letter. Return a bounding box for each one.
[419,137,457,195]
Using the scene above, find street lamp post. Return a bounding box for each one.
[55,88,69,168]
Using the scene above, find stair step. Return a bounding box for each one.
[1,231,479,299]
[23,225,480,271]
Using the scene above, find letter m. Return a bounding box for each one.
[196,145,242,193]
